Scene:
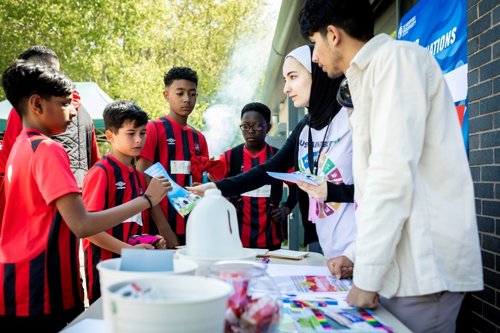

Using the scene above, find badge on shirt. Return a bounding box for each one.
[241,185,271,198]
[124,212,143,226]
[170,160,191,174]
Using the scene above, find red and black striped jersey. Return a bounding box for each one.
[81,154,148,303]
[0,129,83,316]
[220,144,284,249]
[139,115,209,238]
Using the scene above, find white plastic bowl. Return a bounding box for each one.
[104,276,232,333]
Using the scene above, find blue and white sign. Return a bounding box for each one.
[397,0,469,151]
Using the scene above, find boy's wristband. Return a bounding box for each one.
[143,194,153,209]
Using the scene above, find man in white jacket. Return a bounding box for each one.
[298,1,483,332]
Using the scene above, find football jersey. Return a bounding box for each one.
[221,144,283,249]
[139,115,208,237]
[0,129,82,316]
[82,154,148,302]
[0,91,99,224]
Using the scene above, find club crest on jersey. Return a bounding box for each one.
[116,181,126,190]
[167,138,176,145]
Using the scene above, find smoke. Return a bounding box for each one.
[202,0,281,157]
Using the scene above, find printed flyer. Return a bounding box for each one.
[144,162,200,217]
[281,295,393,333]
[272,275,352,294]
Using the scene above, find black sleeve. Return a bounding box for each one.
[216,120,305,197]
[326,182,354,203]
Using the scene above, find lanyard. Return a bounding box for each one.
[307,121,331,175]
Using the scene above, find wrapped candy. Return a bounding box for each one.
[210,262,280,333]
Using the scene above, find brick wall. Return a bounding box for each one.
[462,0,500,332]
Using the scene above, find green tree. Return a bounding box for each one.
[0,0,265,130]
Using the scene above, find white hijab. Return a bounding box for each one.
[285,45,312,74]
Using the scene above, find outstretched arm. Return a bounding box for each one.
[215,120,305,197]
[57,176,170,238]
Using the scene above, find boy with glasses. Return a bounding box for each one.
[217,102,293,250]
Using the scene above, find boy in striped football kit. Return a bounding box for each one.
[0,61,170,332]
[82,101,175,304]
[219,102,294,250]
[137,67,209,245]
[0,45,100,224]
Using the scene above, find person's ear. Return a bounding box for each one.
[327,25,341,46]
[29,95,44,115]
[266,123,272,134]
[163,89,169,102]
[105,129,114,142]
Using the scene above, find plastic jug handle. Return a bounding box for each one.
[227,209,233,234]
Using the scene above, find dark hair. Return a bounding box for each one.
[163,66,198,87]
[1,60,72,117]
[103,101,149,132]
[300,0,374,42]
[18,45,59,67]
[241,102,271,123]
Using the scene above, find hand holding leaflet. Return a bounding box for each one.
[144,162,200,217]
[266,171,323,186]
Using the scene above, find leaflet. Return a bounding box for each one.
[282,296,394,333]
[272,275,352,295]
[266,171,323,186]
[144,162,200,217]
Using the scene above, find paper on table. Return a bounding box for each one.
[273,275,352,294]
[266,171,321,186]
[258,249,309,260]
[266,263,332,277]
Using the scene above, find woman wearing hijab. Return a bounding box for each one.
[189,45,355,260]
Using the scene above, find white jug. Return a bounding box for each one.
[186,188,243,258]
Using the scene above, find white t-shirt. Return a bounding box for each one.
[297,108,356,258]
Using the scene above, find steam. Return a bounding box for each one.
[202,0,281,157]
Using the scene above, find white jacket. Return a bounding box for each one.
[344,34,483,298]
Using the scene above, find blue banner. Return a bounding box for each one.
[397,0,468,152]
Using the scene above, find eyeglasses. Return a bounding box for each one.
[336,78,353,108]
[239,123,267,132]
